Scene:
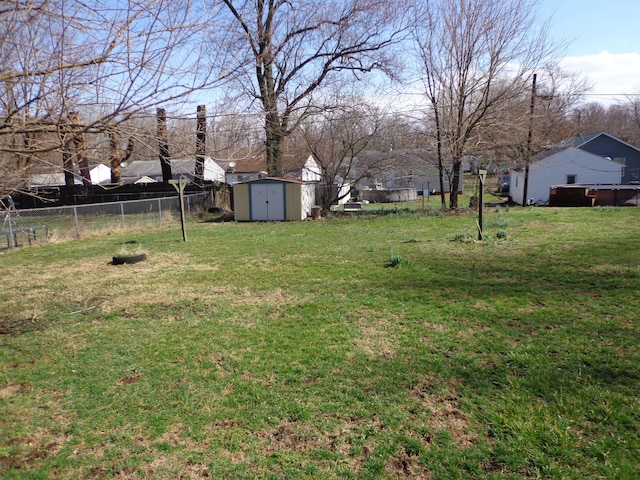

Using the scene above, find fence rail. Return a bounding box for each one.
[2,192,211,249]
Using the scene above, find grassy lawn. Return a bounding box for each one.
[1,206,639,479]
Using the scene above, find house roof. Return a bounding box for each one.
[219,157,267,174]
[516,132,640,168]
[353,149,440,173]
[236,177,307,185]
[513,147,625,172]
[121,158,222,178]
[555,132,640,154]
[282,153,316,172]
[557,132,603,149]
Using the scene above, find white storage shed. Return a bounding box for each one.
[233,178,316,221]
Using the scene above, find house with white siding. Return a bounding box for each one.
[30,164,111,187]
[120,158,225,183]
[510,147,623,205]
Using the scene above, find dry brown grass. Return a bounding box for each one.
[411,377,478,449]
[1,251,304,332]
[346,307,403,360]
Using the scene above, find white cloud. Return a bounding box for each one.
[559,51,640,104]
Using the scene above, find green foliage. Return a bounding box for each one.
[2,207,640,479]
[450,232,475,242]
[486,217,516,229]
[387,248,410,268]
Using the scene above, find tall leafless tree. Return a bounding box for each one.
[412,0,556,208]
[214,0,409,177]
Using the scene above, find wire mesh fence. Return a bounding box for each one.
[1,192,211,249]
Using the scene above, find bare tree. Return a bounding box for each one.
[214,0,409,177]
[571,99,640,147]
[480,64,592,173]
[412,0,556,208]
[0,0,224,197]
[298,98,389,210]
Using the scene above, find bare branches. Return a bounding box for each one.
[215,0,409,176]
[412,0,557,208]
[0,0,225,196]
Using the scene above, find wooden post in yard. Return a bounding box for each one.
[169,179,189,242]
[478,170,486,241]
[157,108,172,183]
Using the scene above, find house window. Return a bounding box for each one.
[566,174,576,184]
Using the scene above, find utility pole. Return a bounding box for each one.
[522,73,537,207]
[195,105,206,182]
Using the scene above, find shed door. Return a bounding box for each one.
[250,183,285,220]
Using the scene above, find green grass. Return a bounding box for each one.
[1,206,639,479]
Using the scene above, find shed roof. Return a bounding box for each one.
[236,177,307,185]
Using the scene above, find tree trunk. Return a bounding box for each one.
[195,105,206,182]
[109,132,122,183]
[449,159,462,209]
[69,112,91,186]
[61,116,75,187]
[265,114,284,177]
[157,108,172,182]
[433,111,447,209]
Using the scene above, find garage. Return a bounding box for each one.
[233,178,316,221]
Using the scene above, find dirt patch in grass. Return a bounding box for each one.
[72,424,213,479]
[116,372,143,386]
[422,321,449,332]
[347,307,401,360]
[411,378,478,448]
[0,430,68,471]
[387,448,432,479]
[256,420,315,453]
[0,381,32,399]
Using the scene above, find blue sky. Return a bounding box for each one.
[538,0,640,104]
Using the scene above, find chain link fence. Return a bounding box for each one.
[2,192,211,249]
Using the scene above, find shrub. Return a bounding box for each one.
[387,249,410,268]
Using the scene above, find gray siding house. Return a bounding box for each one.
[558,132,640,184]
[349,150,463,194]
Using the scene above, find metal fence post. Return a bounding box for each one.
[120,202,125,229]
[74,206,80,238]
[7,209,15,249]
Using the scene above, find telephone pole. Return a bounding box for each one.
[522,73,537,207]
